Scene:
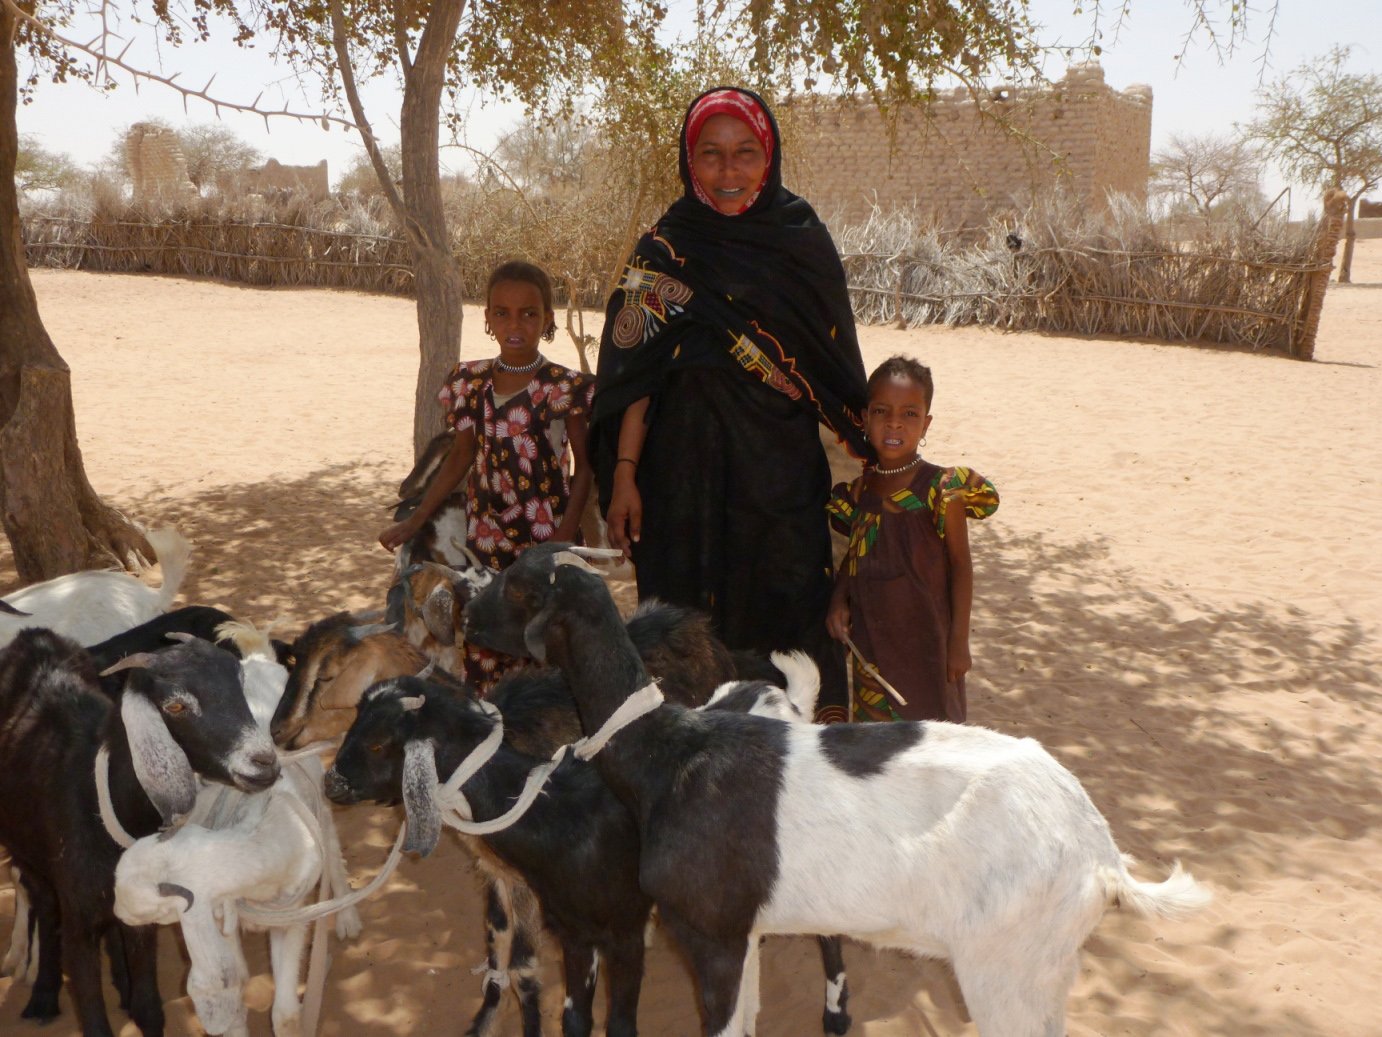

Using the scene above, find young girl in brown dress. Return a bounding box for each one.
[826,355,998,722]
[380,260,594,691]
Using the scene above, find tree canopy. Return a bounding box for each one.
[1246,45,1382,282]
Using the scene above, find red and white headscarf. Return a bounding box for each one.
[683,88,776,216]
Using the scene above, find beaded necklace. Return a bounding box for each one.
[495,353,544,374]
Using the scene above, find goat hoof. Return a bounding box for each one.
[823,1008,852,1035]
[20,991,60,1021]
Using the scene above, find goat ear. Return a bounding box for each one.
[521,600,556,663]
[121,693,197,828]
[319,651,387,712]
[421,583,456,646]
[401,739,442,857]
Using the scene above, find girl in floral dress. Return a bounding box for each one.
[826,355,998,723]
[380,260,594,691]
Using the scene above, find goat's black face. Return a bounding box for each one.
[325,681,415,806]
[462,543,568,660]
[132,640,279,791]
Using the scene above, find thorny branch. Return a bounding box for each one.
[1,0,370,141]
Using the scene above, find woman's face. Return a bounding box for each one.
[691,114,768,215]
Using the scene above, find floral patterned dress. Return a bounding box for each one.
[441,358,594,690]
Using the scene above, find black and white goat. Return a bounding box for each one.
[0,528,190,649]
[0,629,279,1037]
[322,649,826,1037]
[113,622,361,1037]
[462,544,1212,1037]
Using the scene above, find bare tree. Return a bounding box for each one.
[180,121,262,192]
[1150,132,1260,219]
[1246,45,1382,283]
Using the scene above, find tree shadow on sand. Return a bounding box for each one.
[963,525,1379,1036]
[116,461,404,631]
[3,476,1375,1035]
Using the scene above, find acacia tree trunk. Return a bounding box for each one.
[1338,193,1358,284]
[399,0,466,458]
[0,10,150,581]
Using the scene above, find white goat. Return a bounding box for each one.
[0,527,190,648]
[463,543,1214,1037]
[113,622,360,1037]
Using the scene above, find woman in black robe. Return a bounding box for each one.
[592,86,869,721]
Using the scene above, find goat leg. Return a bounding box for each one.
[817,935,851,1035]
[558,940,598,1037]
[59,908,119,1037]
[18,876,61,1021]
[105,925,131,1011]
[269,923,310,1037]
[601,933,645,1037]
[659,908,749,1037]
[120,922,166,1037]
[465,880,512,1037]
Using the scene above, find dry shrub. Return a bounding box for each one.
[838,189,1327,352]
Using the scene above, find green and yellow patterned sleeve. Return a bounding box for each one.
[826,482,857,537]
[928,466,999,539]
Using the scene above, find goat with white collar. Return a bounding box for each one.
[461,543,1212,1037]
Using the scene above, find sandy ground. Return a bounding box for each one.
[1,241,1379,1037]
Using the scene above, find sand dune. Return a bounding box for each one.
[1,240,1378,1036]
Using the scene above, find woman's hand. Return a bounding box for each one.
[605,477,642,559]
[826,596,851,643]
[379,517,419,552]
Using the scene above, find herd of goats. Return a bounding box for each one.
[0,452,1211,1037]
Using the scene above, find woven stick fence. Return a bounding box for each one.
[837,194,1344,359]
[23,214,417,295]
[22,191,1344,358]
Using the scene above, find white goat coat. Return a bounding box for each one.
[114,637,359,1037]
[0,529,189,648]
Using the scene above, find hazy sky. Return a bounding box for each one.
[15,0,1381,218]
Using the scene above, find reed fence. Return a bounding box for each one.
[21,190,1344,359]
[836,194,1345,359]
[22,214,417,295]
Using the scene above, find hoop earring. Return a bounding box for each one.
[920,435,927,447]
[483,320,491,336]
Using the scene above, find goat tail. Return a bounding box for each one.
[768,650,821,720]
[1099,855,1211,920]
[146,528,191,611]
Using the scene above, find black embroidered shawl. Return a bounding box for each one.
[591,86,869,501]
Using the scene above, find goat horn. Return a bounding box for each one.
[449,538,489,572]
[568,546,625,561]
[348,623,394,641]
[100,652,156,676]
[552,551,602,575]
[165,632,196,643]
[157,882,196,913]
[415,661,437,680]
[399,695,426,711]
[0,600,30,616]
[422,560,465,582]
